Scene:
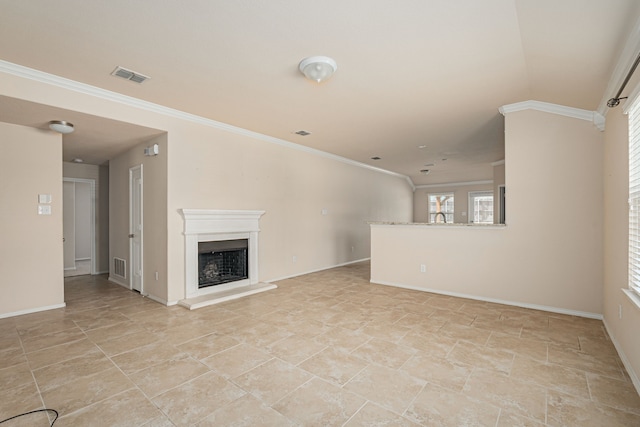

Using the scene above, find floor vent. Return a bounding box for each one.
[111,66,150,84]
[113,257,126,278]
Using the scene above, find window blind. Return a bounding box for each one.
[629,100,640,296]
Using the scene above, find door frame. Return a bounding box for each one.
[129,164,143,293]
[498,185,506,224]
[62,177,97,275]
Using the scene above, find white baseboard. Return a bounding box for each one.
[370,279,603,320]
[108,276,129,289]
[266,258,370,284]
[0,302,66,319]
[143,293,175,306]
[603,318,640,396]
[107,276,174,306]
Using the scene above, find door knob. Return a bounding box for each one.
[129,234,135,238]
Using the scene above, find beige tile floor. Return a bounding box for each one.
[1,261,640,426]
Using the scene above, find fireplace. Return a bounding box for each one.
[198,239,248,288]
[179,209,275,308]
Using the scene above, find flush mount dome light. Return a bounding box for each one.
[48,120,74,134]
[299,56,337,83]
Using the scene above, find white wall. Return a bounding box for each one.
[109,134,168,301]
[166,125,413,303]
[603,106,640,390]
[0,122,64,316]
[372,109,604,316]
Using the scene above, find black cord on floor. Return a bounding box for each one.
[0,408,58,426]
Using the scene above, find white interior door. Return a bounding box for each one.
[130,165,143,292]
[63,181,76,270]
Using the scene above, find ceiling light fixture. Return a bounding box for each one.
[298,56,337,83]
[72,158,84,163]
[48,120,74,134]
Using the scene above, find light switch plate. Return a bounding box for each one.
[38,194,52,204]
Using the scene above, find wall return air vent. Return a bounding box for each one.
[111,66,150,84]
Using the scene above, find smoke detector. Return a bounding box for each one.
[111,66,150,84]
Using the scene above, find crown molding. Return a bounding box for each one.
[598,15,640,115]
[499,100,605,131]
[415,180,493,190]
[0,60,415,189]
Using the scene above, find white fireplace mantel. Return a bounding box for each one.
[181,209,265,235]
[178,209,275,309]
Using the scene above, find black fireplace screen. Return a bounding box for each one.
[198,239,248,288]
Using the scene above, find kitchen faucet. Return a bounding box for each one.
[434,212,447,223]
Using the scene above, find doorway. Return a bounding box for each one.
[499,185,506,224]
[129,165,143,293]
[63,178,96,277]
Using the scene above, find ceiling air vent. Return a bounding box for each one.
[294,130,311,136]
[111,66,150,84]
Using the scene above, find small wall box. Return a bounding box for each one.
[144,144,159,156]
[38,194,52,203]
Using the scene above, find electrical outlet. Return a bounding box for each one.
[420,264,426,273]
[292,256,297,263]
[38,205,52,215]
[351,246,355,253]
[155,271,159,281]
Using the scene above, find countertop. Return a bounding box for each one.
[369,221,506,228]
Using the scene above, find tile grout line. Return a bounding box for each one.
[339,399,369,426]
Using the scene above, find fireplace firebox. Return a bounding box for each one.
[198,239,248,288]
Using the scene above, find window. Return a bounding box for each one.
[629,100,640,297]
[469,191,494,224]
[428,193,454,223]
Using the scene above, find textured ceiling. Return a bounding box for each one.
[0,0,639,184]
